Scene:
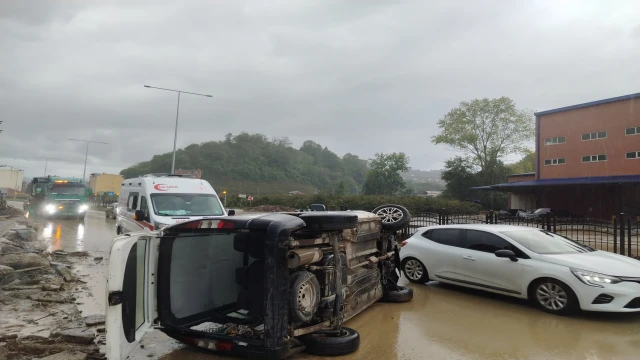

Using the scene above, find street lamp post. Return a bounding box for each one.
[38,157,60,176]
[143,85,213,174]
[68,139,107,185]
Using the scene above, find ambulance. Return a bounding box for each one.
[115,174,229,234]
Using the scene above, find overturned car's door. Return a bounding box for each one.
[106,233,158,360]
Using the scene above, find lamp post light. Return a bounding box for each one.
[143,85,213,174]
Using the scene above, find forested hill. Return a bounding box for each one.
[119,133,369,194]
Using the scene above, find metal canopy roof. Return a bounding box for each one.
[472,175,640,191]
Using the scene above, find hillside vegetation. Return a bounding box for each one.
[120,133,369,195]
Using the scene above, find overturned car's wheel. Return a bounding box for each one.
[301,327,360,356]
[372,204,411,231]
[290,271,321,323]
[381,285,413,303]
[298,212,359,231]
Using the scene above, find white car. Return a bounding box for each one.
[399,224,640,315]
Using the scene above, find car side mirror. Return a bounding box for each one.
[227,209,235,216]
[134,210,146,221]
[495,249,518,262]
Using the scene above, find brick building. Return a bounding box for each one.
[476,92,640,219]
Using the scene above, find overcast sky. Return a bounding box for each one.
[1,0,639,180]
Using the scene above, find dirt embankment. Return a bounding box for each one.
[0,207,105,360]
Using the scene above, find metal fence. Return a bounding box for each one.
[402,211,639,258]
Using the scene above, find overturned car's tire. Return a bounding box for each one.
[381,285,413,303]
[289,271,321,323]
[371,204,411,231]
[298,212,359,231]
[301,327,360,356]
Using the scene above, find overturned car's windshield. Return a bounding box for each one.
[151,193,224,216]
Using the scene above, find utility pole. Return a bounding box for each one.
[68,139,107,185]
[143,85,213,173]
[38,157,60,176]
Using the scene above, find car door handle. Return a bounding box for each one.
[463,256,476,261]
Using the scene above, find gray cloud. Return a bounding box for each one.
[2,0,640,179]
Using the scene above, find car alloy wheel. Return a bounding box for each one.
[536,282,568,311]
[375,206,405,224]
[404,259,424,281]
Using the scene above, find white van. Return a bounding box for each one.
[116,174,228,234]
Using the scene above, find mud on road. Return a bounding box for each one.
[0,210,105,359]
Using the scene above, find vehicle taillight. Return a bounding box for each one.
[400,240,408,247]
[178,219,235,229]
[199,219,234,229]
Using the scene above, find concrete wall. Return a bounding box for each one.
[538,97,640,179]
[89,173,124,195]
[0,169,24,192]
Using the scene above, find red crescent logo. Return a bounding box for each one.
[154,184,178,191]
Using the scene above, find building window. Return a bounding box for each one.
[544,158,566,166]
[544,136,566,145]
[582,154,607,163]
[581,131,607,141]
[626,126,640,136]
[626,151,640,159]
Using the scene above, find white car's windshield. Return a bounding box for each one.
[533,208,550,215]
[151,193,224,216]
[501,230,594,254]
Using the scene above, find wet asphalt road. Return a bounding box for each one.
[14,202,640,360]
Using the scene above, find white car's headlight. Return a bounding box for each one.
[79,205,89,212]
[45,204,55,212]
[571,268,621,287]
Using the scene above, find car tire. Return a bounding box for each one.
[301,327,360,356]
[381,285,413,303]
[402,257,429,284]
[371,204,411,231]
[298,212,359,231]
[289,271,321,323]
[529,278,579,315]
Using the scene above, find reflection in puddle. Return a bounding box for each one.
[76,223,85,251]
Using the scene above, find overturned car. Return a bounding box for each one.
[106,204,412,359]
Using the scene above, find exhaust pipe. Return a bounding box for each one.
[287,248,323,268]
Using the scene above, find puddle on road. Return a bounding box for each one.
[128,282,640,360]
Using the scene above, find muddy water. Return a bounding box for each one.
[144,282,640,360]
[23,208,115,325]
[18,204,640,360]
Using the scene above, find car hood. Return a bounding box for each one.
[540,251,640,277]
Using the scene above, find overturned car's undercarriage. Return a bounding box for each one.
[109,204,412,359]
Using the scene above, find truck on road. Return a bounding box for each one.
[26,176,89,219]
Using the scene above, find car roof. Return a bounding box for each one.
[425,224,539,232]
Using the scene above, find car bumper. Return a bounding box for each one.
[575,280,640,312]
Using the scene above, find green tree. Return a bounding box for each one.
[440,157,479,200]
[362,152,410,195]
[433,97,534,184]
[507,149,535,174]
